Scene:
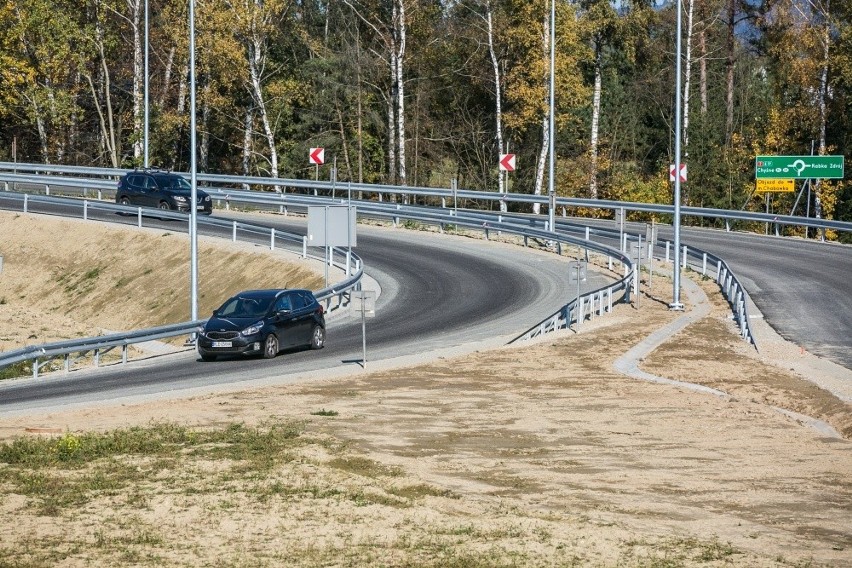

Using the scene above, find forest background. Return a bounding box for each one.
[1,0,850,239]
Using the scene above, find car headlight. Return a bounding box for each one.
[242,321,263,336]
[204,196,211,202]
[173,196,188,202]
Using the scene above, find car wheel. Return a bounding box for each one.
[120,196,131,207]
[263,334,279,359]
[158,201,171,210]
[310,325,325,349]
[200,353,216,362]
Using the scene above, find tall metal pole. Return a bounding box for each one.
[548,0,556,233]
[671,0,684,310]
[189,0,199,322]
[143,0,149,168]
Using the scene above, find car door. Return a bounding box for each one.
[271,293,300,348]
[124,175,145,205]
[291,292,315,344]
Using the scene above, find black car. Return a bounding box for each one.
[197,289,325,361]
[116,169,213,215]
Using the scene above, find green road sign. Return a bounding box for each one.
[755,155,844,179]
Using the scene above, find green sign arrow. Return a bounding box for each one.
[755,155,844,179]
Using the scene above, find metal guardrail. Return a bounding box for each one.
[2,162,851,234]
[0,194,364,378]
[0,166,769,377]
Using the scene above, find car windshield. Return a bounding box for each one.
[155,175,191,190]
[216,296,273,318]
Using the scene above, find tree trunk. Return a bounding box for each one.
[395,0,407,195]
[200,78,210,172]
[336,103,353,181]
[683,0,694,152]
[533,12,550,216]
[242,103,253,189]
[158,46,176,108]
[725,0,735,143]
[247,34,279,188]
[698,0,707,114]
[486,3,506,211]
[589,38,602,199]
[818,0,829,155]
[129,0,143,162]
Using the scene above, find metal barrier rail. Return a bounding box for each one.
[0,193,364,377]
[1,176,762,379]
[2,163,851,235]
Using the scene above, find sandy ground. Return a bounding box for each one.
[0,211,850,566]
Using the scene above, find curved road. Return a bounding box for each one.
[0,204,612,413]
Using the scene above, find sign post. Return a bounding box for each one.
[568,259,587,330]
[350,290,376,369]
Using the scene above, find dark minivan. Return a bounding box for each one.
[116,169,213,215]
[197,289,325,361]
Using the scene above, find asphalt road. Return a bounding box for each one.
[575,217,852,370]
[1,194,850,414]
[0,201,613,413]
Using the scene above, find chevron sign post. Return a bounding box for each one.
[499,153,516,172]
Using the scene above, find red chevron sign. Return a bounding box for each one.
[499,153,516,172]
[309,147,325,165]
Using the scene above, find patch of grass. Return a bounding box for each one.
[0,421,306,515]
[310,408,338,417]
[387,483,456,500]
[0,361,30,381]
[327,456,403,478]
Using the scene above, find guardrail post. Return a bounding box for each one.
[232,221,237,242]
[3,181,7,191]
[45,184,50,195]
[577,297,583,327]
[94,349,100,368]
[665,241,670,263]
[621,233,627,253]
[302,236,307,258]
[725,219,731,232]
[717,262,723,283]
[702,253,707,276]
[270,228,275,250]
[83,200,88,221]
[97,190,102,201]
[608,256,612,271]
[33,358,38,379]
[682,246,688,269]
[122,345,128,364]
[137,208,142,228]
[441,197,446,208]
[64,354,70,373]
[585,226,590,240]
[556,242,561,255]
[608,288,613,312]
[23,193,28,213]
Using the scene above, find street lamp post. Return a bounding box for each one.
[144,0,149,168]
[548,0,556,234]
[670,0,684,311]
[189,0,199,324]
